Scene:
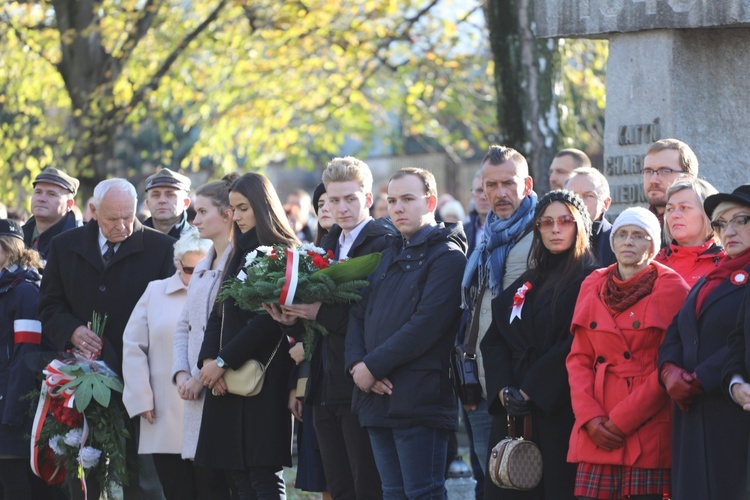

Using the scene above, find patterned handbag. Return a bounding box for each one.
[488,415,543,490]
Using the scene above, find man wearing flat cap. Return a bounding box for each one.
[142,168,192,239]
[22,167,82,261]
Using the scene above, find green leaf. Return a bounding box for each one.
[74,381,93,412]
[91,377,111,407]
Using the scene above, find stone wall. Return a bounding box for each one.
[536,0,750,38]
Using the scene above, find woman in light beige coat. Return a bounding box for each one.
[122,227,210,500]
[170,175,236,499]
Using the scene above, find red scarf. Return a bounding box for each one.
[601,264,659,315]
[695,248,750,314]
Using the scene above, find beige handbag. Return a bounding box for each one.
[220,304,284,397]
[488,415,543,490]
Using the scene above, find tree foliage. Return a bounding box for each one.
[558,38,607,153]
[0,0,496,205]
[484,0,607,190]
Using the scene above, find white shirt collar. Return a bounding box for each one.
[338,216,372,259]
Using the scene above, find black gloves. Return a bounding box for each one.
[502,386,531,417]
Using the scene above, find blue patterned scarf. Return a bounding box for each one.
[461,192,537,308]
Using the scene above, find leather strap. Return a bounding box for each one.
[219,302,284,369]
[464,286,487,357]
[507,414,533,440]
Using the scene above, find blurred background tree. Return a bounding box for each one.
[0,0,605,206]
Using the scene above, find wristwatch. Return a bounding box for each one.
[216,357,228,369]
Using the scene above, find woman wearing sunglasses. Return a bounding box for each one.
[481,190,598,499]
[122,228,211,499]
[659,184,750,499]
[567,207,689,500]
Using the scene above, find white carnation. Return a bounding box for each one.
[298,243,325,254]
[63,428,84,447]
[49,435,65,455]
[244,250,258,267]
[256,246,274,255]
[78,446,102,469]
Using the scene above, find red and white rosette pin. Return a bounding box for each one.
[509,281,533,323]
[731,270,748,286]
[279,248,300,306]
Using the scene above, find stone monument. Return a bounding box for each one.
[535,0,750,212]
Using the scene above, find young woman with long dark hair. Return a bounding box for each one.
[195,173,299,499]
[481,190,598,499]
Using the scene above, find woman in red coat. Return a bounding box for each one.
[656,178,724,286]
[567,207,689,500]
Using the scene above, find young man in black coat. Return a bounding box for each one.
[346,168,467,499]
[38,178,175,500]
[276,157,392,499]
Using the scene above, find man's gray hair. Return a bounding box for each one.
[92,179,138,210]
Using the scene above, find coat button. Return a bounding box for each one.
[406,265,411,269]
[99,285,106,292]
[596,356,605,363]
[632,321,641,328]
[381,274,386,279]
[624,352,631,359]
[406,254,411,258]
[590,322,597,329]
[188,325,191,331]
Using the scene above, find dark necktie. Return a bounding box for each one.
[103,241,116,263]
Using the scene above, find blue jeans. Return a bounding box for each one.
[368,426,449,500]
[465,398,492,475]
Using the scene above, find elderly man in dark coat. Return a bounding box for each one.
[38,178,175,499]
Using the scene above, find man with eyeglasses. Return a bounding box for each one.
[565,167,617,267]
[642,139,699,229]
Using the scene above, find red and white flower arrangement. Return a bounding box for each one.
[30,313,129,498]
[221,243,381,359]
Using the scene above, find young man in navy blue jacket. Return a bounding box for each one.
[346,168,467,499]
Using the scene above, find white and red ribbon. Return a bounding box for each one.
[509,281,533,323]
[279,249,300,306]
[31,360,92,498]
